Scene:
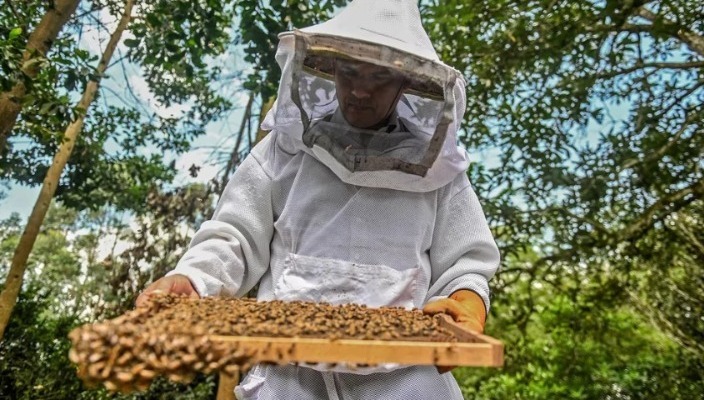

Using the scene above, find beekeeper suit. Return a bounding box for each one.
[164,0,500,398]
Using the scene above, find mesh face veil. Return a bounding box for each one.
[261,0,470,192]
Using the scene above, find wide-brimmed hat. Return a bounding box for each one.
[280,0,460,100]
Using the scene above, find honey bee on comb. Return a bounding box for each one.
[69,293,463,393]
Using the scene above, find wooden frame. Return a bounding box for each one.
[211,316,503,367]
[214,316,503,399]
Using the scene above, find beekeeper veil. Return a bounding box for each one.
[261,0,470,192]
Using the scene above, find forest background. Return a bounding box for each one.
[1,0,702,399]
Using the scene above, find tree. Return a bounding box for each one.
[0,0,243,340]
[0,0,135,340]
[414,0,704,397]
[422,0,703,362]
[1,0,233,211]
[0,0,81,156]
[453,277,704,399]
[0,206,218,399]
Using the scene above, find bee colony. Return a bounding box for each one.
[69,294,503,393]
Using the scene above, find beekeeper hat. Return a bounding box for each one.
[262,0,471,192]
[298,0,447,99]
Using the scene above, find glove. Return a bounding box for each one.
[422,289,487,373]
[135,274,200,307]
[423,289,487,333]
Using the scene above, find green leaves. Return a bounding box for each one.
[1,0,237,213]
[0,204,218,399]
[455,281,704,399]
[122,38,139,48]
[126,0,234,107]
[424,1,704,397]
[8,27,22,40]
[235,0,348,99]
[425,0,704,272]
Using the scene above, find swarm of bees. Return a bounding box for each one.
[68,294,456,393]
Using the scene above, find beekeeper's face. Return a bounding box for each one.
[334,59,408,129]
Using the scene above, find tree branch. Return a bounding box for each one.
[116,50,152,117]
[618,177,704,242]
[619,23,657,34]
[619,111,701,172]
[635,7,704,57]
[652,79,704,121]
[594,61,704,80]
[219,93,254,190]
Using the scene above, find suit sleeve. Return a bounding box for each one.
[166,154,274,298]
[426,174,500,311]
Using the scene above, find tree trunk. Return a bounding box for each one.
[254,95,276,145]
[220,93,254,190]
[0,0,82,160]
[0,0,134,340]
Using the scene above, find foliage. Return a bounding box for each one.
[0,286,85,400]
[423,0,703,260]
[0,0,233,212]
[422,0,704,373]
[0,282,217,400]
[453,268,704,399]
[0,208,94,399]
[126,0,231,111]
[0,0,46,92]
[101,183,216,316]
[629,200,704,356]
[0,185,215,320]
[0,197,218,398]
[235,0,348,100]
[76,376,217,400]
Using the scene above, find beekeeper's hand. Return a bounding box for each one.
[423,290,487,373]
[135,274,200,307]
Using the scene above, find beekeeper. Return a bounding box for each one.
[137,0,500,398]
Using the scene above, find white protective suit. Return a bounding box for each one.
[168,0,500,399]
